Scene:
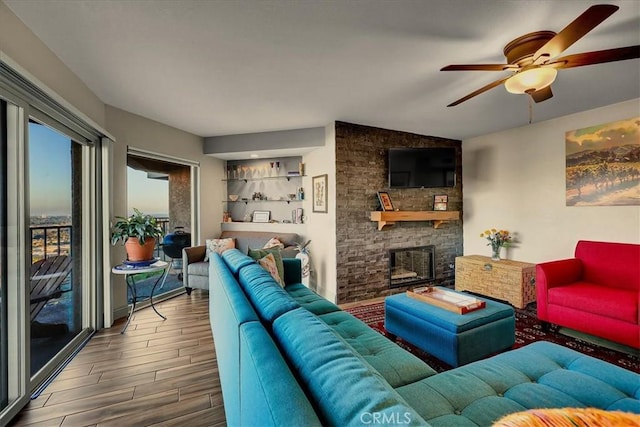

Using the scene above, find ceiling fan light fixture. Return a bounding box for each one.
[505,68,557,94]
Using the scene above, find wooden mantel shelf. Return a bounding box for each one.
[369,210,460,230]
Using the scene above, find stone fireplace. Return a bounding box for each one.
[389,246,435,288]
[335,121,463,304]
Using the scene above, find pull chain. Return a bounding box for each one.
[528,95,533,124]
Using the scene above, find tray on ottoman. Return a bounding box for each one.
[408,286,486,314]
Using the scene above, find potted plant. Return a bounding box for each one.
[111,208,164,261]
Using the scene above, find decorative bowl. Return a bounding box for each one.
[229,195,239,202]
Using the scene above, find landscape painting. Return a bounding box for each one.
[565,117,640,206]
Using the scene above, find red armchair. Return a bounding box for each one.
[536,240,639,349]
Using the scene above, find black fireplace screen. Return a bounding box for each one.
[389,245,435,288]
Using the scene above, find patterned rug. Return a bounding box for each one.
[344,301,639,374]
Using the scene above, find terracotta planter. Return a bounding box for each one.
[125,237,156,261]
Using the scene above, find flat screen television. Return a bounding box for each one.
[388,147,456,188]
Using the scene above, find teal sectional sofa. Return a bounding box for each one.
[209,249,640,427]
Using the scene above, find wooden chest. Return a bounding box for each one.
[454,255,536,309]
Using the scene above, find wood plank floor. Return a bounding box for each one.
[10,290,226,427]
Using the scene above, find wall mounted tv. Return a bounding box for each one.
[388,147,456,188]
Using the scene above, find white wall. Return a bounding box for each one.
[462,98,640,263]
[0,2,105,127]
[302,123,337,302]
[106,105,224,318]
[1,2,226,323]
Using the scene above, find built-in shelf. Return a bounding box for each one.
[221,221,306,234]
[223,175,305,183]
[224,200,303,204]
[369,211,460,231]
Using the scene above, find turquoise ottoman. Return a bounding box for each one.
[385,291,515,367]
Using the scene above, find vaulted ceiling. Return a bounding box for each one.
[5,0,640,141]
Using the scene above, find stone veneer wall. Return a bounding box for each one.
[168,166,191,232]
[335,121,463,304]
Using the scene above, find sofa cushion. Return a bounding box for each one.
[187,261,209,277]
[262,237,285,249]
[248,247,285,286]
[285,283,341,315]
[221,248,256,275]
[548,282,637,323]
[575,240,640,292]
[237,263,299,324]
[319,310,436,388]
[220,230,299,256]
[282,258,302,286]
[239,322,322,426]
[257,253,284,287]
[210,254,259,325]
[209,253,259,426]
[397,341,640,426]
[272,307,428,426]
[203,237,235,262]
[494,408,640,427]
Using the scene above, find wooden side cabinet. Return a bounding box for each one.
[454,255,536,309]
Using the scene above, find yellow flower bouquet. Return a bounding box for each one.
[480,228,512,260]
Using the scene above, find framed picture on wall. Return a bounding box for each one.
[312,174,328,213]
[377,192,394,211]
[252,210,270,223]
[433,195,448,211]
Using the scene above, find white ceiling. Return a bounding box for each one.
[4,0,640,142]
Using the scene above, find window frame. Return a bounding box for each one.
[0,59,113,424]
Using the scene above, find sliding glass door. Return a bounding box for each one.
[0,61,111,423]
[28,120,84,375]
[126,150,197,300]
[0,100,8,414]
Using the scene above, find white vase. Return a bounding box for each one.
[296,251,310,279]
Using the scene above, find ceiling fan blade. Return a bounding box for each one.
[533,4,619,64]
[530,85,553,103]
[447,76,510,107]
[546,45,640,69]
[441,64,518,71]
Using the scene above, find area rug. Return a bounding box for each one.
[344,301,639,374]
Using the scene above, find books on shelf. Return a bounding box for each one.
[407,286,486,314]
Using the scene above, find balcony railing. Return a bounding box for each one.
[30,217,172,264]
[30,224,72,264]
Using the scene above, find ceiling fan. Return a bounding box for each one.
[441,4,640,107]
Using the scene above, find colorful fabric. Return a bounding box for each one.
[258,253,284,287]
[263,237,285,249]
[248,247,285,286]
[493,408,640,427]
[204,238,235,261]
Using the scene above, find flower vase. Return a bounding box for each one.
[491,245,501,261]
[296,251,310,278]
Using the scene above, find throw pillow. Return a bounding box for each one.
[257,253,284,287]
[263,237,285,249]
[248,247,285,286]
[493,408,640,427]
[204,238,235,262]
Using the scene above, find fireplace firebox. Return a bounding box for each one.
[389,246,435,288]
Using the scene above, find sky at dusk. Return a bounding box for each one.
[29,122,72,216]
[29,121,168,218]
[127,167,169,217]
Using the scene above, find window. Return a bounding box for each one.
[0,99,8,414]
[0,61,111,424]
[126,151,197,301]
[28,120,85,376]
